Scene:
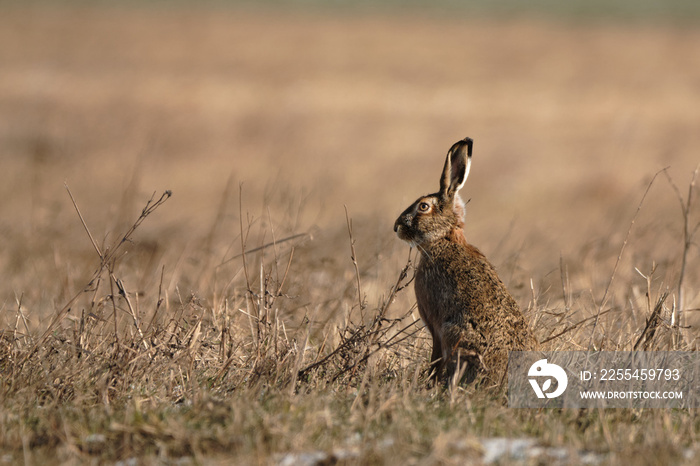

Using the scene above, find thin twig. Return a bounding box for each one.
[297,253,414,380]
[115,190,172,250]
[108,269,120,347]
[145,265,166,335]
[216,232,311,268]
[663,164,700,327]
[345,205,365,313]
[14,293,30,345]
[238,183,252,293]
[112,275,148,351]
[587,168,665,350]
[19,189,171,367]
[633,292,669,351]
[377,249,415,321]
[542,307,616,345]
[65,182,103,260]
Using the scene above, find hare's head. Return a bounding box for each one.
[394,138,472,247]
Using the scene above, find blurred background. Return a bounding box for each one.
[1,1,699,334]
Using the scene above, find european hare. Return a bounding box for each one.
[394,137,536,384]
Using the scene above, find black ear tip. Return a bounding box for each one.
[461,137,473,155]
[449,137,473,157]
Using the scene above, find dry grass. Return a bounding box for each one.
[1,3,699,464]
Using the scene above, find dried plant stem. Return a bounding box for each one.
[112,275,148,351]
[344,206,365,314]
[633,292,668,351]
[20,187,171,366]
[65,182,103,260]
[217,232,310,267]
[297,254,414,381]
[587,169,664,350]
[145,265,166,335]
[108,271,120,347]
[663,164,700,334]
[238,184,252,290]
[542,308,616,345]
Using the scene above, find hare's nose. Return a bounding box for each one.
[393,220,401,232]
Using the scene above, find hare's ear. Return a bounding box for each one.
[439,137,472,203]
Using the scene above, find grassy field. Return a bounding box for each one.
[1,3,699,464]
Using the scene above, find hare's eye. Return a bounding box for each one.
[417,202,431,213]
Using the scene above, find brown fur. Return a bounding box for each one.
[394,138,537,384]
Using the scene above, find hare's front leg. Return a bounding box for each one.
[429,332,443,378]
[416,299,444,379]
[441,323,481,384]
